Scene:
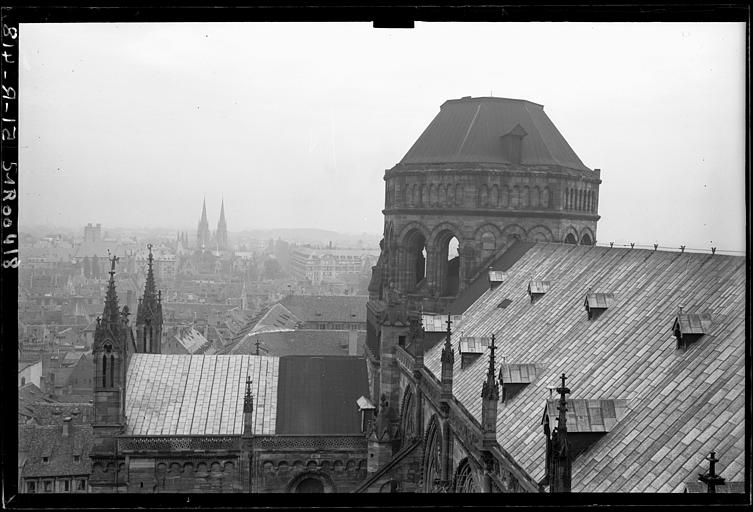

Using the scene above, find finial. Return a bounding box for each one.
[711,247,716,255]
[654,243,658,251]
[680,245,686,253]
[698,450,725,493]
[630,242,635,249]
[609,242,614,248]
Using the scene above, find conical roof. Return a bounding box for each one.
[398,96,589,171]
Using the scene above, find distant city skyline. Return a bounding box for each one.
[20,22,746,251]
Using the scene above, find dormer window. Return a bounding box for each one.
[584,291,614,320]
[500,124,528,165]
[488,270,507,290]
[458,336,491,368]
[528,280,551,304]
[672,309,712,350]
[498,363,537,402]
[542,398,628,458]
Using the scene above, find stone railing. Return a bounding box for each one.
[395,345,414,374]
[253,435,366,452]
[118,435,241,453]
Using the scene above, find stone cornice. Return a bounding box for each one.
[383,207,600,222]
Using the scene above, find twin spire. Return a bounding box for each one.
[196,197,228,251]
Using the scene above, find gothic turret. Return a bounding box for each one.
[547,373,572,492]
[136,244,162,353]
[197,197,210,250]
[216,198,228,251]
[440,314,454,404]
[242,375,254,438]
[481,334,499,448]
[89,255,133,492]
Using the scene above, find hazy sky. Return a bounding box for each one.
[19,22,745,251]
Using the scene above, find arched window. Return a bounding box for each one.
[421,185,428,206]
[521,186,529,208]
[511,186,520,208]
[531,186,540,208]
[399,387,416,446]
[454,459,479,493]
[446,184,454,205]
[480,232,496,262]
[294,478,324,493]
[437,184,445,206]
[479,185,489,207]
[109,355,115,387]
[454,184,463,206]
[564,233,577,244]
[490,185,498,207]
[429,184,437,207]
[423,417,442,492]
[102,354,107,387]
[541,187,549,208]
[412,184,419,206]
[500,186,509,208]
[581,233,593,245]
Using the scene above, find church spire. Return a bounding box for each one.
[197,197,210,250]
[144,244,157,300]
[103,253,120,325]
[136,243,163,353]
[218,198,226,229]
[216,197,228,251]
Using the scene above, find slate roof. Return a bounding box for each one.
[275,356,369,435]
[279,295,368,324]
[398,97,590,171]
[125,354,279,436]
[227,329,365,357]
[19,422,94,478]
[423,242,745,492]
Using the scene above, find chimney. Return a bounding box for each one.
[348,330,358,356]
[62,416,72,438]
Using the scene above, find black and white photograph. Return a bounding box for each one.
[4,7,748,503]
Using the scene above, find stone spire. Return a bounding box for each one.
[244,375,254,413]
[548,373,572,492]
[243,375,254,438]
[216,198,228,251]
[136,244,163,353]
[103,254,120,325]
[440,313,454,403]
[197,197,210,250]
[481,334,499,447]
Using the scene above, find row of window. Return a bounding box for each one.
[388,182,555,210]
[565,187,596,212]
[24,478,87,493]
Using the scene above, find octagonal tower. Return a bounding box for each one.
[371,96,601,304]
